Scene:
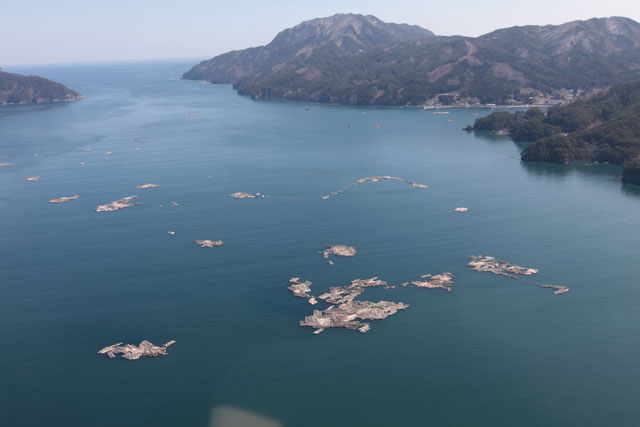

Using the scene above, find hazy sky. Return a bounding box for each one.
[2,0,640,65]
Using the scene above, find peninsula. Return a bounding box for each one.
[0,69,83,105]
[473,80,640,184]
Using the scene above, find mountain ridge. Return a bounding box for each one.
[183,15,640,105]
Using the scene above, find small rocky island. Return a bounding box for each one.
[0,69,83,105]
[541,284,570,295]
[136,183,159,189]
[290,273,454,334]
[230,192,262,199]
[302,277,408,334]
[49,195,79,204]
[288,277,317,305]
[468,255,569,295]
[322,176,428,199]
[95,196,139,212]
[98,340,176,360]
[195,240,224,248]
[468,255,538,278]
[320,245,356,264]
[402,272,454,292]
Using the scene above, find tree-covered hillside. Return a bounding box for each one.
[473,80,640,184]
[184,15,640,105]
[0,70,82,105]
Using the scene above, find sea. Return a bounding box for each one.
[2,59,640,427]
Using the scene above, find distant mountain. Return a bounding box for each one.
[183,15,640,105]
[0,69,82,105]
[473,80,640,184]
[182,13,435,86]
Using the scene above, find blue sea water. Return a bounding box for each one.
[1,59,640,427]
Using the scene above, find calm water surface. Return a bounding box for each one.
[2,60,640,427]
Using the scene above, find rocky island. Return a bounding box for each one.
[541,284,570,295]
[290,273,455,334]
[320,245,356,264]
[288,277,317,305]
[0,69,83,105]
[468,255,569,295]
[468,255,538,278]
[195,240,224,248]
[95,196,139,212]
[404,273,454,292]
[230,192,262,199]
[98,340,176,360]
[49,195,79,204]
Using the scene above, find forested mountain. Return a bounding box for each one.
[473,80,640,184]
[0,70,82,105]
[183,14,434,84]
[183,15,640,105]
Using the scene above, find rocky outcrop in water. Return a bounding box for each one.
[322,176,428,199]
[230,192,262,199]
[468,255,538,279]
[49,195,79,204]
[469,255,569,295]
[95,196,139,212]
[195,240,224,248]
[98,340,176,360]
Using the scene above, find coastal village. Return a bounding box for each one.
[422,88,583,110]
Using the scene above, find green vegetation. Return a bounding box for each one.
[473,80,640,184]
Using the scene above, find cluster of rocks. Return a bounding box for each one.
[49,195,80,204]
[320,245,356,265]
[136,183,160,189]
[402,272,454,292]
[541,284,570,295]
[468,255,538,279]
[195,240,224,248]
[322,176,428,199]
[0,162,15,167]
[98,340,176,360]
[469,255,569,295]
[288,277,317,305]
[291,274,453,334]
[95,196,140,212]
[230,192,262,199]
[25,176,40,182]
[454,207,469,212]
[302,301,409,334]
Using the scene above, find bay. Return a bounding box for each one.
[1,59,640,426]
